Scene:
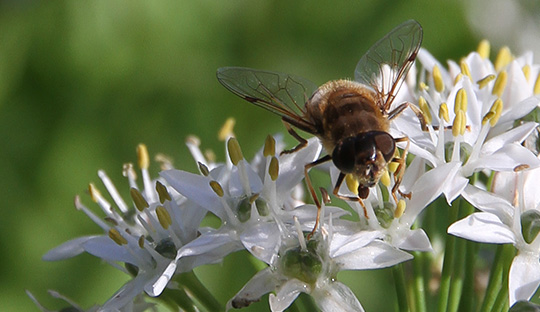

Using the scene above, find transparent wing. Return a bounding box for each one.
[354,20,423,112]
[217,67,318,133]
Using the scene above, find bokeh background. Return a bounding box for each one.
[2,0,538,311]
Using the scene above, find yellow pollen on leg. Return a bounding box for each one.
[477,40,490,59]
[492,71,507,98]
[494,46,512,71]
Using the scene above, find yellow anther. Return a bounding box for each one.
[454,73,463,85]
[522,64,531,82]
[204,150,216,164]
[137,144,149,170]
[155,181,171,204]
[198,162,210,176]
[452,110,466,137]
[88,183,101,203]
[388,161,399,174]
[477,40,490,59]
[249,193,259,204]
[156,205,172,229]
[534,73,540,95]
[138,235,145,248]
[130,188,149,211]
[488,98,503,127]
[394,199,407,218]
[218,117,236,141]
[439,103,450,123]
[380,169,391,187]
[454,88,468,113]
[418,96,432,124]
[269,156,279,181]
[432,65,445,93]
[227,137,244,165]
[109,228,128,245]
[492,71,507,98]
[494,46,512,71]
[264,135,276,157]
[346,174,359,195]
[419,82,429,91]
[460,60,472,80]
[477,74,495,89]
[209,180,224,197]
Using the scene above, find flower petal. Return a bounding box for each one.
[240,222,281,264]
[448,212,516,244]
[334,240,413,270]
[227,268,279,310]
[42,235,98,261]
[312,281,364,312]
[509,252,540,305]
[269,279,306,312]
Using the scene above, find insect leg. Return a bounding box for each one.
[391,136,411,202]
[388,102,428,131]
[332,172,369,219]
[280,119,308,155]
[305,154,332,238]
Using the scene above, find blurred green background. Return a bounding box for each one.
[0,0,502,311]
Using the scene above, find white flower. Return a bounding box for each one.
[227,217,412,312]
[448,163,540,305]
[42,144,206,310]
[393,46,540,203]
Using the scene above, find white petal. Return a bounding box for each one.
[312,281,364,312]
[269,279,305,312]
[393,229,433,252]
[177,229,243,258]
[82,236,140,265]
[334,240,413,270]
[276,138,322,196]
[329,231,381,258]
[509,252,540,305]
[472,143,540,173]
[227,268,279,310]
[462,184,513,223]
[160,169,225,219]
[42,235,98,261]
[448,212,516,244]
[229,162,263,197]
[240,223,280,264]
[483,122,538,154]
[144,260,176,297]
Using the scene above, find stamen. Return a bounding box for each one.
[155,181,171,204]
[227,137,244,166]
[137,144,150,170]
[294,216,307,252]
[198,162,210,176]
[130,188,149,211]
[394,199,406,218]
[477,40,490,59]
[460,60,472,80]
[98,170,129,213]
[88,183,101,203]
[492,71,507,98]
[486,98,503,126]
[494,46,512,71]
[453,73,463,85]
[522,65,531,82]
[454,88,468,113]
[156,206,172,230]
[264,135,276,157]
[109,228,128,245]
[380,169,391,187]
[138,235,145,248]
[418,96,432,124]
[346,174,359,195]
[185,135,206,166]
[534,73,540,95]
[419,82,429,91]
[477,74,495,89]
[269,156,279,181]
[209,180,224,197]
[452,110,466,137]
[439,103,450,122]
[433,65,445,93]
[218,117,236,141]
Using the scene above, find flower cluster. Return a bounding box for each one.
[32,41,540,312]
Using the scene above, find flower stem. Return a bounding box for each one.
[436,198,460,312]
[479,244,514,312]
[175,271,225,312]
[393,263,409,312]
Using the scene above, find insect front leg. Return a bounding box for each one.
[391,136,411,203]
[280,119,308,155]
[332,172,369,219]
[388,101,428,131]
[304,155,332,238]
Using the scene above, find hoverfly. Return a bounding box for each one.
[217,20,424,233]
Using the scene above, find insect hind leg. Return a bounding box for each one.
[280,119,308,155]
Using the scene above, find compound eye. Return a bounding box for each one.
[374,132,396,162]
[332,138,355,173]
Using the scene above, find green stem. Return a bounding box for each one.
[493,244,514,312]
[436,199,460,312]
[176,271,225,312]
[479,244,514,312]
[393,263,410,312]
[412,252,427,312]
[161,287,198,312]
[460,240,477,312]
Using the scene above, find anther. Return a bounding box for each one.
[269,156,279,181]
[432,65,445,93]
[130,188,149,211]
[198,162,210,176]
[522,65,531,82]
[394,199,407,218]
[439,103,450,123]
[477,40,490,59]
[109,228,128,245]
[460,60,472,80]
[418,96,432,124]
[137,144,150,170]
[380,169,391,187]
[218,117,236,141]
[477,74,495,89]
[209,180,224,197]
[346,174,359,195]
[264,135,276,157]
[156,205,172,229]
[492,71,507,98]
[155,181,171,204]
[88,183,101,203]
[534,73,540,95]
[494,46,512,71]
[454,88,468,113]
[452,110,466,137]
[227,137,244,166]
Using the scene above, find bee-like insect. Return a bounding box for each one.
[217,20,424,232]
